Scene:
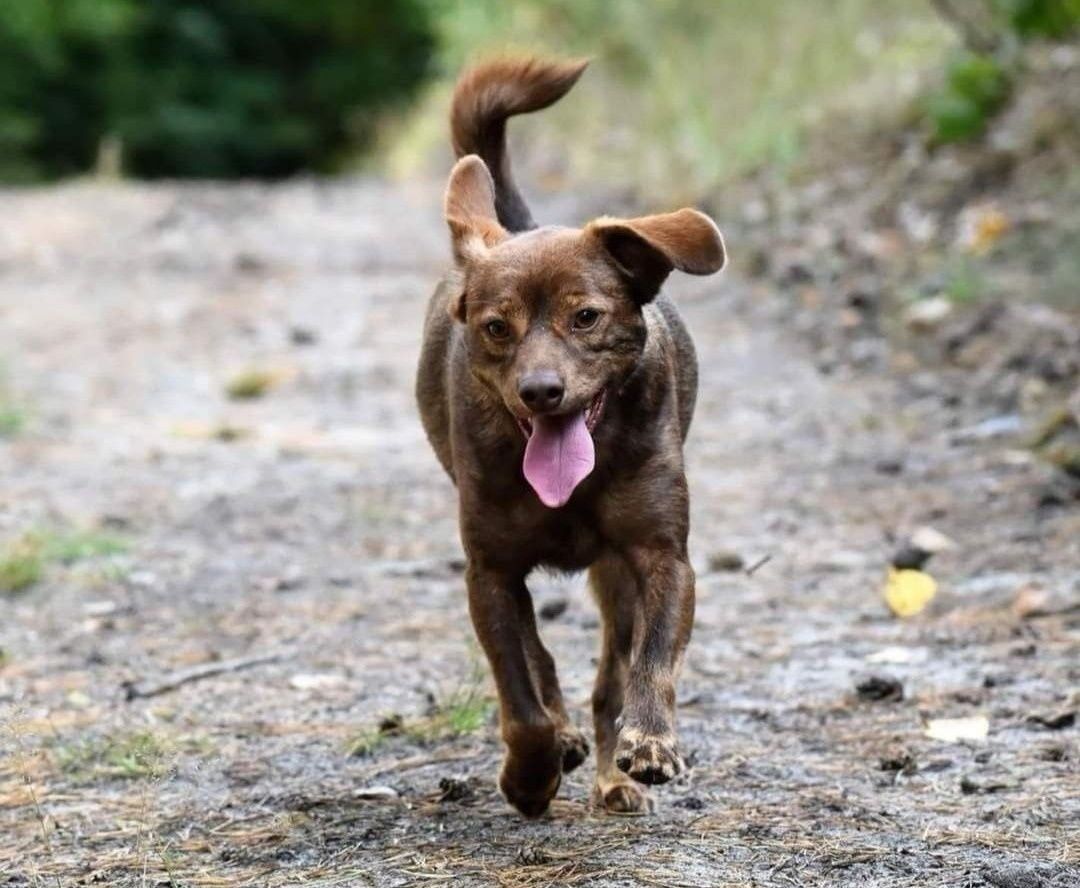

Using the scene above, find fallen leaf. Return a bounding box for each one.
[885,568,937,617]
[958,203,1010,255]
[924,715,989,743]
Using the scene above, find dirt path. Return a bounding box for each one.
[1,180,1077,887]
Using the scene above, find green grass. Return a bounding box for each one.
[0,535,43,594]
[347,666,494,757]
[384,0,953,201]
[54,731,172,782]
[0,403,26,437]
[0,529,129,595]
[942,256,987,304]
[40,529,127,564]
[225,369,276,400]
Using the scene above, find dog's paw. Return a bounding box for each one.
[499,765,560,819]
[557,725,590,774]
[498,738,562,819]
[614,726,684,786]
[593,777,653,814]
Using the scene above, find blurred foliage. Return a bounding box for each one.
[0,0,436,181]
[387,0,953,202]
[926,0,1080,143]
[925,51,1012,142]
[1002,0,1080,39]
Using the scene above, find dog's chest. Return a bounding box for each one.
[527,509,604,572]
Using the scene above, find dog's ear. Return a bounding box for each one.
[444,155,507,321]
[444,155,507,265]
[587,209,726,303]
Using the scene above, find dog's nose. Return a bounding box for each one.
[518,370,565,413]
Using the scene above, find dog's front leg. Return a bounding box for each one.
[466,561,562,818]
[614,546,694,786]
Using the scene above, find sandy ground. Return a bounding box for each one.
[0,180,1077,887]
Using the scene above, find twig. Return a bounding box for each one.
[123,651,288,700]
[744,554,772,577]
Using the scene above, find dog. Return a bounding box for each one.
[416,56,726,818]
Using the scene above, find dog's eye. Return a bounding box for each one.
[485,319,510,339]
[572,308,600,331]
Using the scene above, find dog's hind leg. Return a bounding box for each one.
[588,555,652,814]
[466,562,563,818]
[512,588,590,774]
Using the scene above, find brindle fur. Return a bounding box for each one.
[416,56,725,818]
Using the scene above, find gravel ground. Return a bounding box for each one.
[1,179,1077,887]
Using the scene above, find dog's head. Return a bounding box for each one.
[444,155,726,506]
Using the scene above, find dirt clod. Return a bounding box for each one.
[708,550,746,572]
[438,776,474,803]
[538,598,569,621]
[855,674,905,703]
[1026,710,1076,730]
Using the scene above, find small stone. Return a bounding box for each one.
[960,774,1016,794]
[708,550,745,572]
[378,713,404,734]
[982,863,1051,888]
[289,326,318,346]
[904,297,953,332]
[1034,743,1068,762]
[1026,710,1075,730]
[952,414,1024,444]
[538,598,568,621]
[873,457,905,476]
[855,674,904,703]
[879,749,916,774]
[289,672,345,691]
[909,526,956,554]
[438,776,473,802]
[891,544,930,571]
[355,786,398,801]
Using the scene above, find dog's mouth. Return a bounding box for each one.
[515,389,606,438]
[515,390,606,509]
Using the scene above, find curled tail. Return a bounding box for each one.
[450,56,588,233]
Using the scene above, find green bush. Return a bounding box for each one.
[0,0,436,181]
[926,0,1080,144]
[998,0,1080,39]
[925,50,1011,143]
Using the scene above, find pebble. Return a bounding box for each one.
[708,550,745,572]
[904,297,953,332]
[855,674,904,702]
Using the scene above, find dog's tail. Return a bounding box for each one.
[450,55,588,233]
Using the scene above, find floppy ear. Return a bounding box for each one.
[586,208,726,303]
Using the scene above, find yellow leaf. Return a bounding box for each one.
[884,568,937,617]
[971,207,1009,254]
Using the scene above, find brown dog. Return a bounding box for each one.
[416,56,726,817]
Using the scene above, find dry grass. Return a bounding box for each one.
[382,0,954,202]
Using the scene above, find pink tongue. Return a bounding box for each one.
[523,411,595,508]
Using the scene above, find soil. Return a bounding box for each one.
[1,178,1077,887]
